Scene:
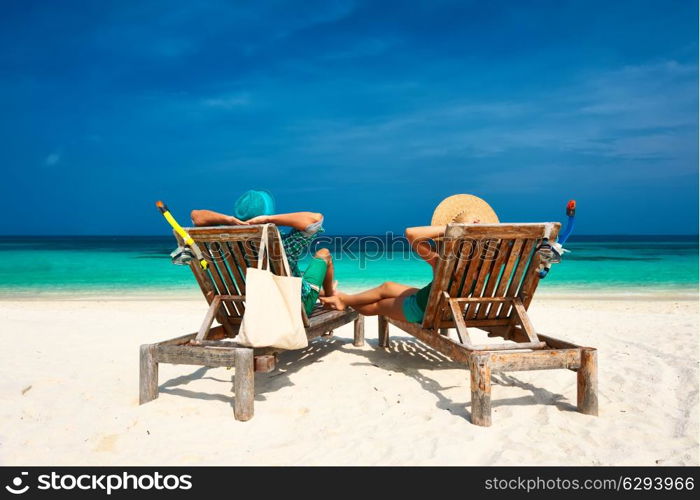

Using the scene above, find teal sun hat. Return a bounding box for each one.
[234,189,276,220]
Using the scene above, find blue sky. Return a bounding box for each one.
[0,0,697,235]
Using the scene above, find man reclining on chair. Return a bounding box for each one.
[190,189,335,316]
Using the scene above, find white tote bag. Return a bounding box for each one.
[237,225,308,350]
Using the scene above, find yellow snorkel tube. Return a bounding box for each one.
[155,201,208,270]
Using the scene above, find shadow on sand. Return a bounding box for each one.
[159,335,576,420]
[158,336,348,411]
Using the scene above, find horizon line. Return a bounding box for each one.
[1,233,698,238]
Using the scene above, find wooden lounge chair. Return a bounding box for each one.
[139,224,364,421]
[377,222,598,426]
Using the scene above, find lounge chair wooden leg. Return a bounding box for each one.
[470,353,492,427]
[353,315,365,346]
[577,348,598,416]
[233,347,254,421]
[378,315,390,348]
[139,344,158,405]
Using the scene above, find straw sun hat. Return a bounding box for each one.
[431,194,499,226]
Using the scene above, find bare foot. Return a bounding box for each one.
[320,295,346,311]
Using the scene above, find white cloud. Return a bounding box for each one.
[575,60,697,130]
[289,59,697,169]
[201,93,251,109]
[44,152,61,166]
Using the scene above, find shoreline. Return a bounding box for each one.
[0,287,697,302]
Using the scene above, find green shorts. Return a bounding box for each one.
[402,283,432,324]
[301,257,327,315]
[402,293,425,324]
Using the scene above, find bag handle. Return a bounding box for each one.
[275,227,292,277]
[257,224,270,270]
[256,224,293,276]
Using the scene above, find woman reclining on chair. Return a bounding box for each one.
[321,194,498,324]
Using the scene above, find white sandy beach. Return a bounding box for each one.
[0,295,698,466]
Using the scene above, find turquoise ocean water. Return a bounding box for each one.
[0,235,697,298]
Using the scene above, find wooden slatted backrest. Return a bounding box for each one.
[421,223,560,330]
[174,224,297,326]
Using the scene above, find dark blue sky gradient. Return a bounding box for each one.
[0,0,697,235]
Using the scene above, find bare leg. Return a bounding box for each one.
[333,282,417,308]
[313,248,336,297]
[353,296,409,322]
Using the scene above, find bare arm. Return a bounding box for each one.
[247,212,323,231]
[405,225,448,269]
[190,209,248,227]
